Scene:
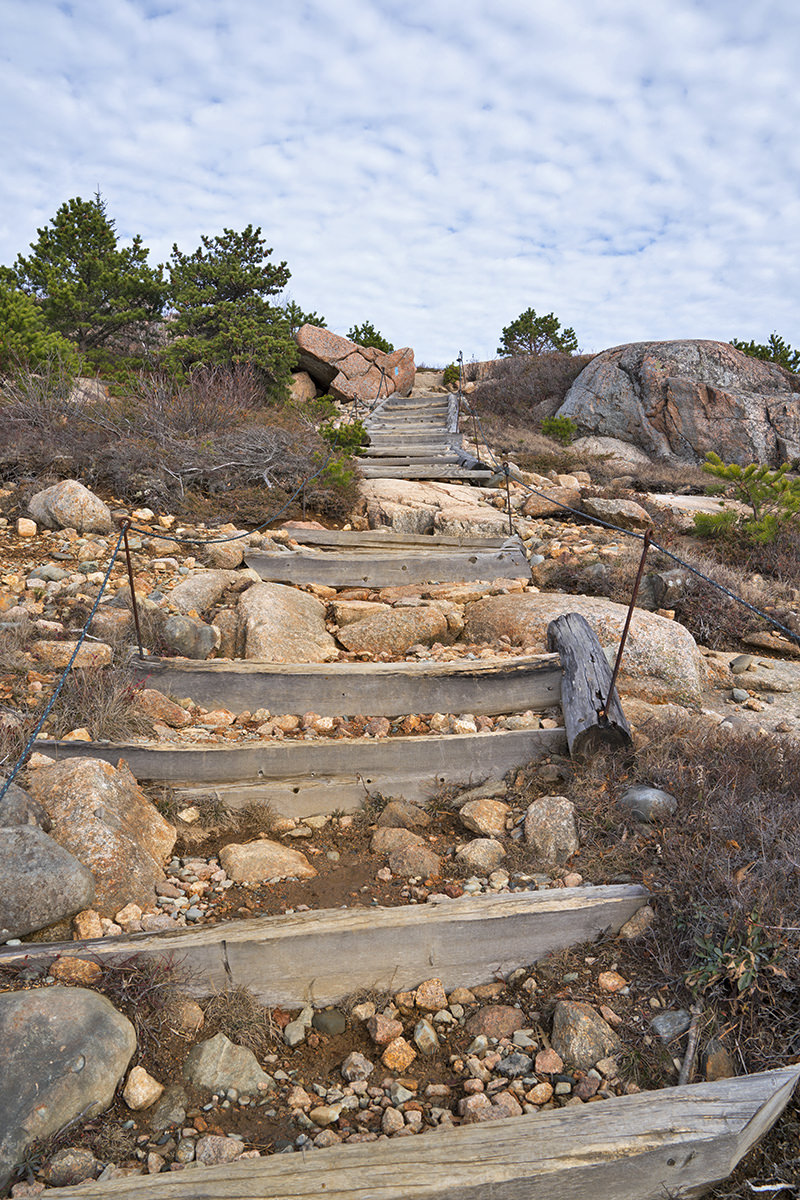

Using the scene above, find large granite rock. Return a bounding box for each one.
[28,479,113,533]
[362,479,508,537]
[337,606,449,655]
[0,987,136,1192]
[237,582,338,662]
[462,592,705,704]
[296,325,415,404]
[27,757,176,915]
[556,340,800,465]
[0,825,95,941]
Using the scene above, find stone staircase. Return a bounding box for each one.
[360,392,493,481]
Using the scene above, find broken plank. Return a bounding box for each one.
[37,1067,800,1200]
[131,654,562,718]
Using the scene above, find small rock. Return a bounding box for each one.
[17,518,37,537]
[381,1037,417,1071]
[183,1033,274,1095]
[367,1014,404,1045]
[524,796,578,862]
[495,1051,532,1078]
[534,1047,564,1074]
[618,904,656,939]
[525,1081,554,1104]
[618,786,677,823]
[730,654,753,675]
[194,1135,244,1166]
[218,840,317,883]
[375,800,431,830]
[550,1001,620,1070]
[703,1038,736,1081]
[123,1066,165,1110]
[459,798,510,838]
[340,1051,374,1082]
[413,1018,440,1056]
[455,838,506,873]
[381,1106,405,1134]
[312,1008,346,1036]
[40,1147,99,1187]
[598,970,627,993]
[465,1005,525,1039]
[49,958,102,987]
[415,978,448,1011]
[651,1010,692,1042]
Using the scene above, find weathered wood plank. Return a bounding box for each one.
[359,467,495,481]
[244,547,529,586]
[36,726,567,793]
[0,886,649,1007]
[131,655,561,717]
[281,528,515,550]
[547,613,632,759]
[39,1068,800,1200]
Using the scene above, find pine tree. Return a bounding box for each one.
[0,281,77,373]
[497,308,578,356]
[10,193,164,353]
[166,225,295,396]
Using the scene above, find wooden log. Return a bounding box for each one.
[546,612,633,759]
[131,654,561,718]
[38,1067,800,1200]
[0,885,648,1008]
[36,726,567,799]
[244,546,529,586]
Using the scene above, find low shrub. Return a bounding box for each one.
[472,352,592,423]
[541,414,577,445]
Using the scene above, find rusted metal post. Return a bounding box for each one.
[120,519,145,660]
[504,462,514,536]
[600,530,651,720]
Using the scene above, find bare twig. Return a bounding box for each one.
[678,1002,703,1085]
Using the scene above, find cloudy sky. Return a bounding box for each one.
[2,0,798,363]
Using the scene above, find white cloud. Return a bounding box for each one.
[0,0,798,362]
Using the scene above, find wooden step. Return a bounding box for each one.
[34,1064,800,1200]
[0,886,648,1008]
[36,727,566,812]
[244,544,529,586]
[282,529,517,550]
[131,654,561,718]
[358,465,495,481]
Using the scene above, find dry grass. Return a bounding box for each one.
[472,353,593,423]
[98,954,190,1053]
[518,716,800,1075]
[44,666,154,742]
[202,985,280,1057]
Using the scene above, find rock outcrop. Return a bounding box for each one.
[296,325,415,405]
[556,340,800,464]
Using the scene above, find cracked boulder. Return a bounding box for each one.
[296,324,415,404]
[556,339,800,464]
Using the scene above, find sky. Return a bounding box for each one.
[1,0,799,364]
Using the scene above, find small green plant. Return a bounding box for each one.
[685,914,783,999]
[541,414,577,445]
[695,452,800,544]
[442,362,460,388]
[319,418,368,456]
